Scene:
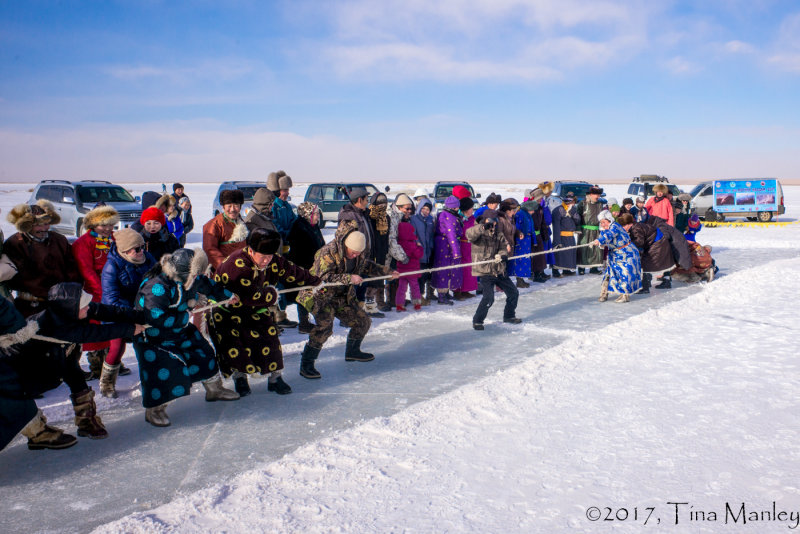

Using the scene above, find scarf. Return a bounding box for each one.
[369,204,389,235]
[91,230,112,252]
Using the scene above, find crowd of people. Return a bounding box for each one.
[0,176,716,452]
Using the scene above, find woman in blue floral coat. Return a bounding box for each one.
[591,210,642,303]
[510,203,534,287]
[133,248,240,427]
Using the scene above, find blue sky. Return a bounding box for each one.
[1,0,799,182]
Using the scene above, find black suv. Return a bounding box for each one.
[29,180,142,236]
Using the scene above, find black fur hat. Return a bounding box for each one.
[459,197,475,212]
[219,189,245,206]
[247,228,281,255]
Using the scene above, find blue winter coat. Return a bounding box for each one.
[101,246,157,308]
[510,210,534,277]
[410,198,435,264]
[165,214,184,242]
[272,198,298,240]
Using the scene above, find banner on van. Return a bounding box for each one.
[713,179,778,214]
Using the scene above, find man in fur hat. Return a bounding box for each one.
[576,186,605,274]
[3,200,81,317]
[203,189,249,271]
[296,228,399,379]
[266,170,297,244]
[133,248,240,427]
[208,229,322,397]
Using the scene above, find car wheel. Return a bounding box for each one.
[756,211,772,222]
[76,218,84,236]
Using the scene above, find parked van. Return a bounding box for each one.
[691,179,785,222]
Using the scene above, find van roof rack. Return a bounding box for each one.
[631,174,670,183]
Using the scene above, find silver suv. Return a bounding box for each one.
[29,180,142,236]
[625,174,682,200]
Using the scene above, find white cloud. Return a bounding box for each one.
[766,12,800,72]
[663,55,701,75]
[723,40,755,54]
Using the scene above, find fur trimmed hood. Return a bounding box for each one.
[84,205,120,229]
[7,200,61,233]
[160,248,209,289]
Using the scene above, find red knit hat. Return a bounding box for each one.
[140,206,166,226]
[452,185,471,200]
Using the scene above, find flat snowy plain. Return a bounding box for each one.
[1,182,799,533]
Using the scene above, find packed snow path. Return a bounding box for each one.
[0,246,797,533]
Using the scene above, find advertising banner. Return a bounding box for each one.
[713,179,778,214]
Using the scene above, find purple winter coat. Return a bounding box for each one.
[431,208,463,290]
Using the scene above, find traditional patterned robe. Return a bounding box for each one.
[596,222,642,295]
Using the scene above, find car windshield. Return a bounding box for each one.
[435,184,474,198]
[688,184,706,197]
[560,184,593,198]
[235,186,262,201]
[75,185,135,204]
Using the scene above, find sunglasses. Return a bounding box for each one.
[127,246,144,253]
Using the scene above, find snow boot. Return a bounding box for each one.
[516,277,530,288]
[589,267,603,275]
[705,268,715,283]
[21,411,77,450]
[641,273,651,294]
[563,270,576,276]
[98,362,119,399]
[70,389,108,439]
[144,404,170,427]
[299,344,322,379]
[376,287,392,312]
[84,350,105,381]
[413,300,422,311]
[297,315,315,334]
[267,375,292,395]
[655,275,672,289]
[615,294,630,303]
[503,317,522,325]
[233,375,251,397]
[274,309,298,328]
[396,305,406,312]
[118,361,132,376]
[365,298,385,318]
[578,267,585,275]
[437,293,453,306]
[345,336,374,362]
[598,279,609,302]
[425,284,436,302]
[203,375,240,402]
[551,269,562,278]
[533,272,547,283]
[473,322,484,331]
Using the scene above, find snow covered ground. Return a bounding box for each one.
[1,182,799,533]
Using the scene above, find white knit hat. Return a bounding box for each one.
[344,231,366,252]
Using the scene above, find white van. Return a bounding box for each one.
[690,179,785,222]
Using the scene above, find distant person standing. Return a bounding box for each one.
[576,186,605,274]
[267,171,300,329]
[178,196,193,246]
[645,184,674,226]
[171,183,186,204]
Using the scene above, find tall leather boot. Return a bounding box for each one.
[299,343,322,379]
[98,362,120,398]
[345,335,375,362]
[598,278,609,302]
[641,273,651,293]
[70,389,108,439]
[21,410,77,450]
[376,284,392,312]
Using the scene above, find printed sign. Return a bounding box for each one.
[713,179,778,214]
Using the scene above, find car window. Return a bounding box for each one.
[307,186,321,201]
[235,186,261,201]
[58,186,75,202]
[700,187,712,197]
[75,185,135,203]
[562,184,593,198]
[35,185,55,201]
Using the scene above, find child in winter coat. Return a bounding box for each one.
[395,220,424,311]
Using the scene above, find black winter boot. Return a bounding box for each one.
[641,273,651,293]
[299,344,322,379]
[551,269,562,278]
[267,375,292,395]
[234,375,251,397]
[515,277,530,288]
[345,336,374,362]
[655,275,672,289]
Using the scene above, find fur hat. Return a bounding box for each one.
[678,193,692,202]
[7,200,61,233]
[155,194,175,211]
[652,184,668,194]
[477,208,499,223]
[344,231,366,252]
[161,248,208,289]
[459,197,475,212]
[499,198,519,212]
[538,181,554,195]
[444,195,460,210]
[247,228,281,255]
[635,196,646,204]
[598,210,615,223]
[140,206,166,226]
[588,186,603,195]
[267,170,286,192]
[84,205,120,229]
[113,228,144,252]
[219,189,244,206]
[452,185,471,200]
[484,193,502,205]
[622,197,634,206]
[394,193,413,207]
[278,174,293,190]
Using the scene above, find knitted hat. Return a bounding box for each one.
[267,170,286,191]
[444,195,460,210]
[688,213,701,229]
[252,188,275,213]
[395,193,413,207]
[452,185,471,200]
[114,228,144,252]
[459,197,475,212]
[140,206,166,226]
[277,174,293,189]
[247,228,281,255]
[344,231,366,252]
[349,186,368,202]
[172,183,184,192]
[219,189,244,206]
[83,205,119,229]
[611,204,621,213]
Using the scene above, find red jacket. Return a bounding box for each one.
[645,196,674,226]
[72,231,111,301]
